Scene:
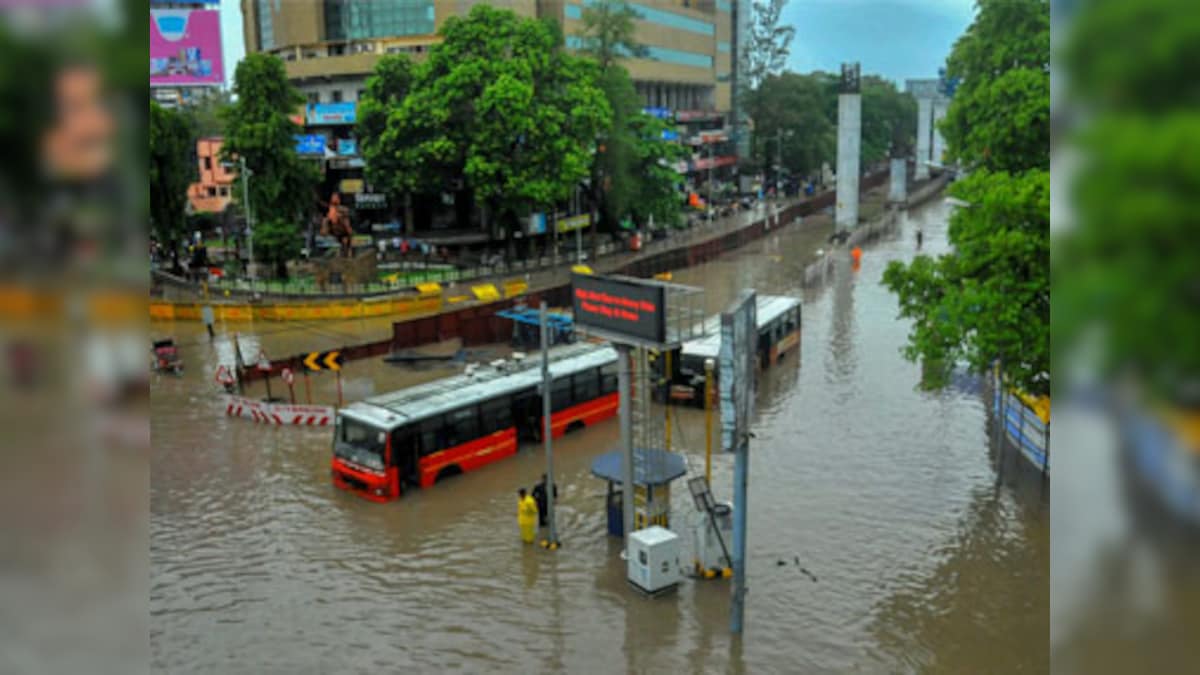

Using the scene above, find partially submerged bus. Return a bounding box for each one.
[659,294,801,405]
[333,341,619,502]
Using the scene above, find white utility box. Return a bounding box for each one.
[626,526,682,595]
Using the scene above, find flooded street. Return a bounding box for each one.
[151,198,1049,672]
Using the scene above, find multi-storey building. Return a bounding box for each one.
[241,1,746,239]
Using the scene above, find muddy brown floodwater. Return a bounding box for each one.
[151,197,1049,673]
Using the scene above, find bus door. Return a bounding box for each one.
[391,426,419,490]
[513,387,540,441]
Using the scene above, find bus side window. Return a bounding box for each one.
[552,376,573,412]
[419,416,442,456]
[481,396,512,434]
[600,361,618,394]
[445,406,478,448]
[573,367,599,403]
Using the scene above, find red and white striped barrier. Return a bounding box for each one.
[224,396,334,427]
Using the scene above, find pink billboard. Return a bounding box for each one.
[150,9,224,87]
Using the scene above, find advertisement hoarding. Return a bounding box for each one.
[336,138,357,156]
[572,274,666,345]
[719,290,756,453]
[150,9,224,87]
[528,212,547,235]
[306,102,357,125]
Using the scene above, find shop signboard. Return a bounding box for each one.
[306,102,357,125]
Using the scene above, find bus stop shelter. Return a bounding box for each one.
[591,448,687,537]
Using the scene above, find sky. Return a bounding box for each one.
[215,0,976,90]
[782,0,976,85]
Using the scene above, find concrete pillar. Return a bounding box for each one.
[835,93,862,229]
[915,97,932,180]
[931,100,948,167]
[889,158,907,203]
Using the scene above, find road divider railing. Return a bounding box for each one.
[225,396,334,426]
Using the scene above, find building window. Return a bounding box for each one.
[717,41,730,53]
[329,44,345,56]
[717,0,732,12]
[203,157,212,170]
[307,92,320,104]
[325,0,436,41]
[219,187,229,197]
[256,0,274,50]
[206,187,216,197]
[332,90,343,102]
[578,0,713,36]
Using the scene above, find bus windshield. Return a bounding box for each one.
[334,417,386,472]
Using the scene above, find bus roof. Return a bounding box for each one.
[340,341,618,430]
[681,294,801,360]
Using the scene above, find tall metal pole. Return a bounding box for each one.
[664,350,672,452]
[730,433,749,634]
[776,128,783,197]
[704,358,714,487]
[707,141,714,226]
[617,344,635,547]
[240,156,255,281]
[540,302,558,545]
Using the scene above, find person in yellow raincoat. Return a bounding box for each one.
[517,488,539,544]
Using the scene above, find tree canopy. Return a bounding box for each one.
[359,6,610,242]
[743,72,835,179]
[740,0,796,92]
[1053,0,1200,403]
[149,101,194,263]
[883,0,1051,396]
[220,53,317,273]
[939,0,1049,173]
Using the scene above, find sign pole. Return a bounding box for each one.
[540,302,558,547]
[264,372,273,401]
[304,370,312,404]
[664,350,672,452]
[705,358,714,487]
[731,434,749,634]
[618,344,634,548]
[336,371,343,408]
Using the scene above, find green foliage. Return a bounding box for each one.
[220,53,317,226]
[884,0,1050,395]
[940,0,1049,172]
[149,101,194,249]
[362,6,609,232]
[252,218,303,278]
[1054,0,1200,403]
[575,0,647,70]
[861,76,917,163]
[744,72,835,178]
[740,0,796,91]
[883,170,1050,395]
[1060,0,1200,113]
[627,112,688,227]
[357,54,415,203]
[178,90,233,138]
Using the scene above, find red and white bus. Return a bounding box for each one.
[661,294,801,405]
[332,342,619,502]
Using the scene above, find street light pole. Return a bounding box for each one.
[707,140,714,226]
[239,156,255,281]
[776,128,783,197]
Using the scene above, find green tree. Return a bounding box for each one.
[149,101,195,271]
[252,218,305,279]
[883,169,1050,394]
[575,0,647,71]
[861,76,916,164]
[372,6,609,255]
[179,89,233,138]
[939,0,1049,172]
[357,54,416,233]
[882,0,1051,395]
[220,52,316,275]
[744,72,836,181]
[740,0,796,91]
[1054,0,1200,403]
[575,3,685,234]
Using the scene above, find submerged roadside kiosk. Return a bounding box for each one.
[570,273,705,547]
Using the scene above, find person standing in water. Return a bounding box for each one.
[517,488,538,544]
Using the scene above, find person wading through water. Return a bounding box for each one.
[517,488,538,544]
[531,473,558,528]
